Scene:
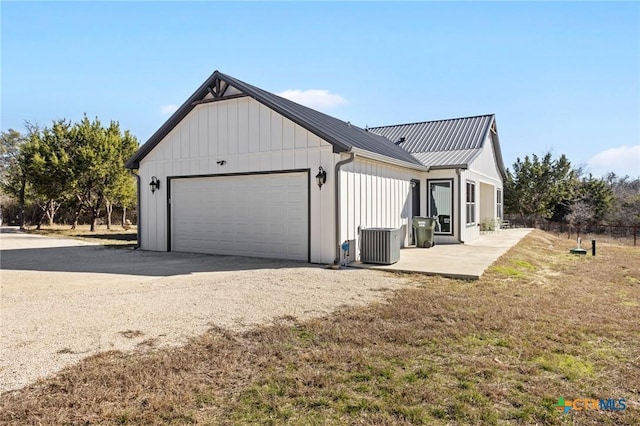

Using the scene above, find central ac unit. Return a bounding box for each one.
[360,228,401,265]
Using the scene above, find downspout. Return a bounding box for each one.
[129,169,141,249]
[455,168,463,243]
[333,152,356,265]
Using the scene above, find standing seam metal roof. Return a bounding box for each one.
[368,115,494,153]
[126,71,422,169]
[368,114,507,180]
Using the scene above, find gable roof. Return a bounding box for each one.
[126,71,423,169]
[368,114,507,180]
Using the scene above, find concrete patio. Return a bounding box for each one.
[349,228,533,280]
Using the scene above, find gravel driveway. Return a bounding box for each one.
[0,227,411,393]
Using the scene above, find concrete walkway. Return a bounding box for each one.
[350,228,533,280]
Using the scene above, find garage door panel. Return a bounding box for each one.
[171,172,308,261]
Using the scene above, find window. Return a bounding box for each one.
[496,189,503,220]
[428,180,453,234]
[466,181,476,225]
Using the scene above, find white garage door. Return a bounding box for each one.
[170,172,308,261]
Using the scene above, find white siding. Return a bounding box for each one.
[340,158,418,260]
[471,133,503,182]
[139,97,337,264]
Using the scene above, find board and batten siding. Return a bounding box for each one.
[340,158,418,260]
[469,133,503,184]
[138,96,339,264]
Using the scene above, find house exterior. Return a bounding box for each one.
[126,71,507,264]
[369,115,508,244]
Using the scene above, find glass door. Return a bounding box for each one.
[428,180,453,235]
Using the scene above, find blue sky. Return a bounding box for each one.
[2,1,639,178]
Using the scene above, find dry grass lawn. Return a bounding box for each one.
[24,224,137,247]
[1,230,638,425]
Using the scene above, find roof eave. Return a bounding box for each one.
[427,164,469,170]
[486,116,508,181]
[351,147,429,171]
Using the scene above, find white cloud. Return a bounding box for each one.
[160,104,178,115]
[587,145,640,177]
[276,89,347,111]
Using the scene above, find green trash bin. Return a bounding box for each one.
[412,217,436,248]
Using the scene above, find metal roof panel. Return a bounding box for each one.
[369,114,494,154]
[411,149,480,168]
[370,114,507,180]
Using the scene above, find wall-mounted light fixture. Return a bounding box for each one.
[410,180,417,188]
[216,160,226,166]
[149,176,160,194]
[315,166,327,190]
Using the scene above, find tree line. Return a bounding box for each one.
[504,151,640,230]
[0,116,138,231]
[1,121,637,234]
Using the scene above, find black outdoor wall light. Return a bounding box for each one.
[149,176,160,194]
[315,166,327,190]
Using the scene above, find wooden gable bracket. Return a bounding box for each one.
[193,78,244,106]
[208,78,230,99]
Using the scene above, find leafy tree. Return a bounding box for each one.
[504,152,576,225]
[0,127,36,229]
[574,174,613,225]
[1,117,139,230]
[23,120,75,228]
[104,173,136,229]
[605,173,640,227]
[70,115,138,231]
[0,129,24,179]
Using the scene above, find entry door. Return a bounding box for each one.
[428,180,453,235]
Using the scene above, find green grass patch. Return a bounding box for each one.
[533,353,595,381]
[489,265,526,278]
[510,259,536,270]
[625,275,639,285]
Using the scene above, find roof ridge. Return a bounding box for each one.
[369,113,495,130]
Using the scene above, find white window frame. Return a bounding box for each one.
[466,181,476,226]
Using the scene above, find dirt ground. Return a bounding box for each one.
[0,227,412,392]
